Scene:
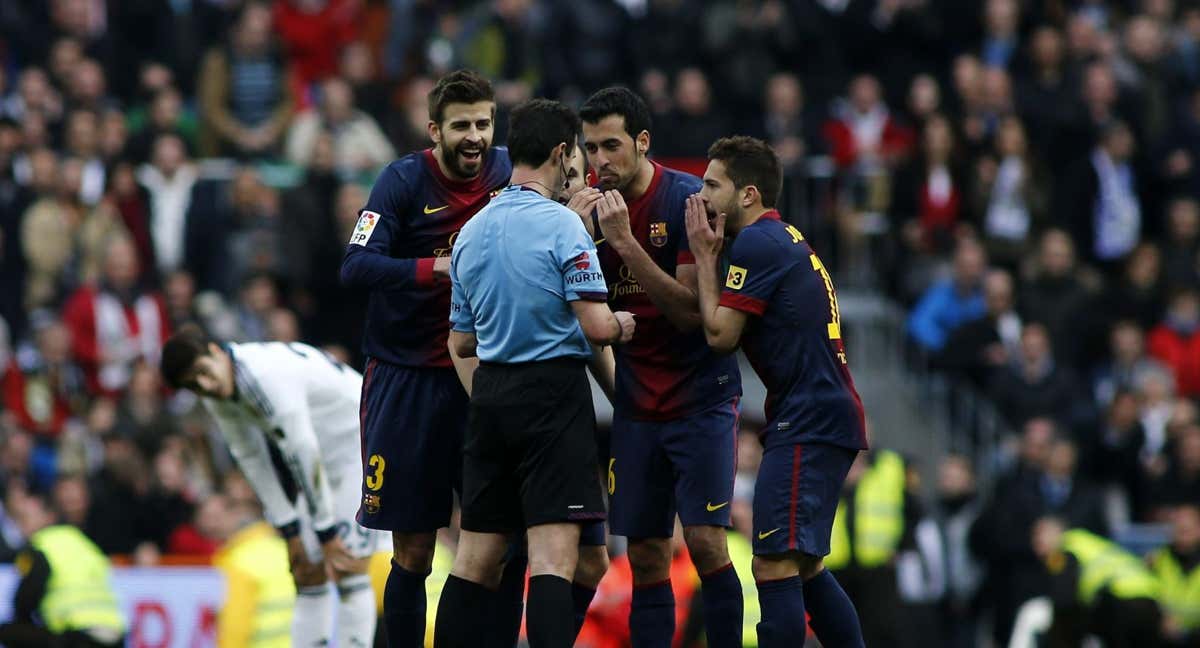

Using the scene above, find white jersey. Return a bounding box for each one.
[201,342,362,535]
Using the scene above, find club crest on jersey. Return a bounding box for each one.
[362,493,381,515]
[572,251,591,270]
[726,265,748,290]
[349,211,380,246]
[649,222,668,247]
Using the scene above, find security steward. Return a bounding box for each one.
[0,492,125,648]
[1032,517,1161,648]
[431,98,634,648]
[1151,504,1200,646]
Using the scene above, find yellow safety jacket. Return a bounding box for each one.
[28,525,125,635]
[727,530,761,646]
[1059,529,1158,605]
[826,450,905,570]
[213,522,296,648]
[1150,547,1200,631]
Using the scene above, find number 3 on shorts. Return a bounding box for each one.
[366,454,385,491]
[608,458,616,495]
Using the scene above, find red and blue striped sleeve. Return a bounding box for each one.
[719,226,785,316]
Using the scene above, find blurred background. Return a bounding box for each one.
[0,0,1198,646]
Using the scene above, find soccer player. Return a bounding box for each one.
[579,87,744,647]
[159,329,383,648]
[338,70,513,646]
[683,136,869,648]
[435,98,634,648]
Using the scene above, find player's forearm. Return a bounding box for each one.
[693,257,727,349]
[611,240,700,331]
[340,248,438,289]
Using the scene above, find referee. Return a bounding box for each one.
[433,99,635,648]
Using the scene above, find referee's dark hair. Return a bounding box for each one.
[428,69,495,125]
[579,87,652,140]
[160,323,213,389]
[507,99,581,167]
[707,136,783,208]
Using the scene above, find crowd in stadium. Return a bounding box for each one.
[0,0,1199,646]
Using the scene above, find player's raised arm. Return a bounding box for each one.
[685,196,748,354]
[340,166,449,289]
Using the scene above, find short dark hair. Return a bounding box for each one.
[428,69,495,124]
[707,136,783,208]
[579,87,652,140]
[160,324,212,389]
[507,99,581,168]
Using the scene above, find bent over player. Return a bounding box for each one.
[160,328,383,648]
[339,70,514,646]
[684,136,868,648]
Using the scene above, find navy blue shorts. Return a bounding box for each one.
[752,443,858,557]
[608,397,740,538]
[357,360,468,532]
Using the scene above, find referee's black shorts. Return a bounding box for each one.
[461,357,607,533]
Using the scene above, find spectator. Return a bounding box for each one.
[284,76,395,174]
[116,361,178,460]
[1150,504,1200,645]
[932,455,984,648]
[892,114,966,254]
[126,87,197,164]
[905,74,943,131]
[2,318,85,442]
[391,76,436,155]
[656,67,730,158]
[1062,119,1144,270]
[980,0,1020,69]
[0,119,34,337]
[1136,366,1176,477]
[197,1,295,158]
[1092,241,1167,335]
[1161,196,1200,287]
[1018,229,1091,368]
[65,58,113,115]
[937,268,1021,389]
[1147,424,1200,513]
[754,72,811,172]
[62,108,106,206]
[137,133,198,278]
[907,238,988,353]
[455,0,541,115]
[266,307,301,343]
[989,322,1085,428]
[167,493,226,557]
[61,236,170,395]
[1116,15,1170,147]
[272,0,362,92]
[162,270,201,330]
[1085,390,1148,520]
[142,446,197,550]
[823,74,915,172]
[1015,26,1073,162]
[338,41,390,127]
[232,272,279,343]
[1147,288,1200,398]
[973,117,1049,268]
[85,435,154,554]
[105,161,156,277]
[1093,320,1170,407]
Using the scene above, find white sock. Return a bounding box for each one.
[336,574,378,648]
[293,583,335,647]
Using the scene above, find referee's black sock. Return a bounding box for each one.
[699,562,744,647]
[571,582,597,637]
[489,556,528,647]
[526,574,574,648]
[433,575,494,648]
[755,575,805,648]
[384,560,429,647]
[802,569,865,648]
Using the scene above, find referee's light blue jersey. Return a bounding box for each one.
[449,186,608,363]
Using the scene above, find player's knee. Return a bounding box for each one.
[392,532,437,573]
[751,555,799,582]
[574,546,609,589]
[682,525,730,573]
[796,555,824,580]
[626,538,672,582]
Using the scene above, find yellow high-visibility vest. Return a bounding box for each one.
[1060,529,1158,605]
[826,450,905,570]
[1150,547,1200,631]
[28,525,125,635]
[213,522,295,648]
[726,530,760,646]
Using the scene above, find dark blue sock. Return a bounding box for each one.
[630,579,675,648]
[488,556,527,648]
[802,569,865,648]
[571,583,597,637]
[385,560,429,648]
[699,563,744,647]
[755,576,805,648]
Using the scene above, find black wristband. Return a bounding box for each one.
[315,526,340,544]
[276,521,301,539]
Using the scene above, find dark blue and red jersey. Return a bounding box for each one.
[719,212,868,451]
[340,148,512,368]
[596,162,741,420]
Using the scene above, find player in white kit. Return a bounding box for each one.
[160,326,384,648]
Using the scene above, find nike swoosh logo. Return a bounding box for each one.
[424,204,449,215]
[706,501,729,512]
[757,528,781,540]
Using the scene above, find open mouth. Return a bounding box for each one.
[458,147,483,164]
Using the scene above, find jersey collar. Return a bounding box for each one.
[424,148,485,192]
